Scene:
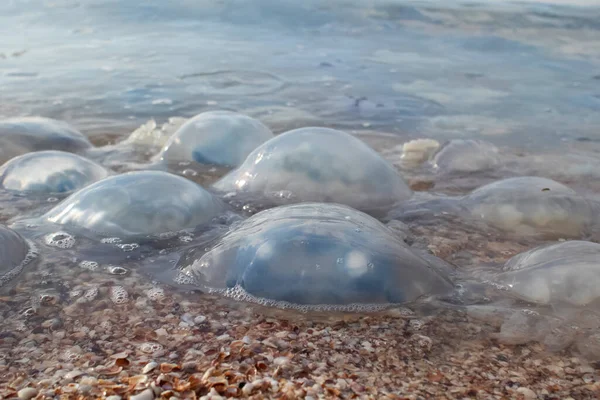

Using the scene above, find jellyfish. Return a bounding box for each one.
[0,117,92,163]
[157,111,273,167]
[179,203,453,308]
[496,240,600,306]
[463,176,593,238]
[213,127,412,214]
[431,139,500,173]
[37,171,226,237]
[0,225,36,288]
[0,151,109,194]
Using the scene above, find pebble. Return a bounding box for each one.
[106,396,122,400]
[142,361,158,374]
[516,387,537,399]
[130,388,155,400]
[17,387,38,400]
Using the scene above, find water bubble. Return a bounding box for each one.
[101,237,122,244]
[146,287,165,301]
[139,342,163,353]
[116,243,139,252]
[106,265,129,275]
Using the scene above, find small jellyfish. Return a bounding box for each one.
[431,139,500,173]
[464,177,593,238]
[213,128,412,214]
[0,117,92,163]
[179,203,453,308]
[0,225,36,288]
[0,151,109,193]
[496,241,600,306]
[39,171,226,237]
[157,111,273,167]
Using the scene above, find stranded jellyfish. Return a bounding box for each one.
[213,128,412,214]
[0,117,92,163]
[432,139,500,173]
[0,225,36,288]
[0,151,109,194]
[464,177,593,238]
[496,241,600,306]
[38,171,225,237]
[157,111,273,167]
[179,203,453,308]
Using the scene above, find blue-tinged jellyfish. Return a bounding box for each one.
[157,111,273,167]
[463,176,594,238]
[179,203,453,308]
[213,127,412,214]
[0,117,92,163]
[432,139,500,173]
[0,225,36,288]
[37,171,226,237]
[0,151,109,194]
[496,241,600,306]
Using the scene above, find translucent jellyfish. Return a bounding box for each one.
[0,225,36,288]
[0,117,92,163]
[431,139,500,173]
[157,111,273,167]
[213,128,412,214]
[39,171,226,237]
[496,241,600,306]
[464,177,593,237]
[0,151,109,193]
[179,203,453,307]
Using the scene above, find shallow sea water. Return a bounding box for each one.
[3,0,600,364]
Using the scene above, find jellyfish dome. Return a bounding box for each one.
[179,203,453,308]
[496,241,600,306]
[431,139,500,173]
[40,171,226,237]
[0,151,109,194]
[0,225,35,288]
[213,128,412,214]
[157,111,273,167]
[464,176,593,237]
[0,117,92,163]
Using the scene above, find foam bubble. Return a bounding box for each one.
[139,342,163,353]
[110,286,129,304]
[101,237,122,244]
[146,287,165,301]
[106,265,129,275]
[79,260,99,271]
[44,231,75,249]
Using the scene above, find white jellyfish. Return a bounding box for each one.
[464,176,593,238]
[0,151,109,194]
[431,139,500,173]
[179,203,453,307]
[157,111,273,167]
[496,240,600,306]
[0,117,92,163]
[39,171,226,237]
[0,225,36,288]
[213,127,412,214]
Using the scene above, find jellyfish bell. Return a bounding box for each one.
[0,225,37,289]
[464,176,593,238]
[213,127,412,214]
[157,111,273,167]
[0,151,109,194]
[32,171,226,238]
[0,117,92,163]
[431,139,500,173]
[179,203,453,310]
[496,240,600,306]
